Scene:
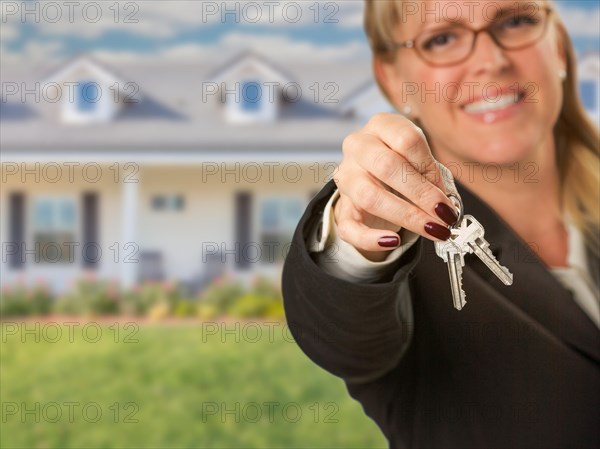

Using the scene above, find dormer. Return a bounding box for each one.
[43,57,139,125]
[207,51,294,124]
[339,80,394,122]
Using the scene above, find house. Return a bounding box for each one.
[1,52,376,294]
[2,50,598,294]
[577,52,600,126]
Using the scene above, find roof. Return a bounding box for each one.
[42,55,133,94]
[206,50,295,85]
[1,54,378,155]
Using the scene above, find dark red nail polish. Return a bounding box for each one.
[434,202,459,226]
[378,236,399,248]
[424,222,451,240]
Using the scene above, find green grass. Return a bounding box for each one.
[1,320,387,448]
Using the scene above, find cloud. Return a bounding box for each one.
[0,6,22,42]
[2,32,369,67]
[217,33,369,62]
[92,44,213,65]
[0,22,19,41]
[1,0,364,40]
[1,1,204,39]
[1,40,63,66]
[555,5,600,37]
[336,1,365,29]
[0,0,372,67]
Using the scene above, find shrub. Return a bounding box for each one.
[196,303,219,320]
[173,299,197,318]
[197,275,245,314]
[1,281,54,317]
[197,274,285,319]
[250,275,282,301]
[245,275,284,319]
[122,281,181,316]
[264,301,285,319]
[30,284,54,315]
[55,276,120,316]
[1,284,33,317]
[147,302,170,321]
[226,293,273,318]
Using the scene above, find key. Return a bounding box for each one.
[435,215,514,310]
[435,237,468,310]
[455,215,514,286]
[432,161,513,311]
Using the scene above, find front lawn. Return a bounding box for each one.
[1,320,387,448]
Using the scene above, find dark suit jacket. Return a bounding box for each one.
[282,179,600,449]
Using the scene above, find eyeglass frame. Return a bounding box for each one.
[379,6,553,67]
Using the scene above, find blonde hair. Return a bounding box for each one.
[364,0,600,256]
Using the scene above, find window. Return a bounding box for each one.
[151,194,185,211]
[33,197,77,263]
[76,80,99,112]
[259,197,304,264]
[241,80,261,112]
[580,80,598,111]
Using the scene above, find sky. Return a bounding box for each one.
[0,0,598,66]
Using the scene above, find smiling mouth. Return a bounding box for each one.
[461,92,525,114]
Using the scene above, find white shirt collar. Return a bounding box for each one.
[562,214,589,275]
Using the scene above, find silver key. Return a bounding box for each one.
[455,215,514,286]
[434,193,468,310]
[435,237,468,310]
[432,163,513,310]
[436,214,514,310]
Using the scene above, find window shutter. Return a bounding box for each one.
[82,192,99,268]
[235,191,252,270]
[8,193,25,269]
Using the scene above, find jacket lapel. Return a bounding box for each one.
[455,181,600,364]
[586,245,600,292]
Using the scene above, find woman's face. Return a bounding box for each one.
[379,0,566,166]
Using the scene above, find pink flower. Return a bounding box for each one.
[161,280,174,292]
[35,276,46,285]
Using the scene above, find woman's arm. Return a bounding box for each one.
[282,180,423,384]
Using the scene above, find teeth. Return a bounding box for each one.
[463,93,522,114]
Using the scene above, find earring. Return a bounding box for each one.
[402,105,412,115]
[558,69,567,81]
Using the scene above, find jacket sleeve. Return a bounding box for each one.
[282,180,423,384]
[307,187,421,283]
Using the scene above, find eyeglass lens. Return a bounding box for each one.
[415,8,549,65]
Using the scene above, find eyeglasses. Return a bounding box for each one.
[380,6,553,67]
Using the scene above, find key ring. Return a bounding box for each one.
[447,193,463,228]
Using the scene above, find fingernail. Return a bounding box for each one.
[434,202,459,226]
[424,222,451,240]
[378,236,399,248]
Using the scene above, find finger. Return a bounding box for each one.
[334,195,403,257]
[364,113,448,195]
[340,172,452,242]
[336,216,403,254]
[338,192,403,234]
[346,133,459,227]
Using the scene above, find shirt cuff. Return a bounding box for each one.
[307,188,420,283]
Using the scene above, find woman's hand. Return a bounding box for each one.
[333,113,459,262]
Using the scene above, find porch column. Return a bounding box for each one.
[121,176,139,289]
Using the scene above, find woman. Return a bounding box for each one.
[282,0,600,447]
